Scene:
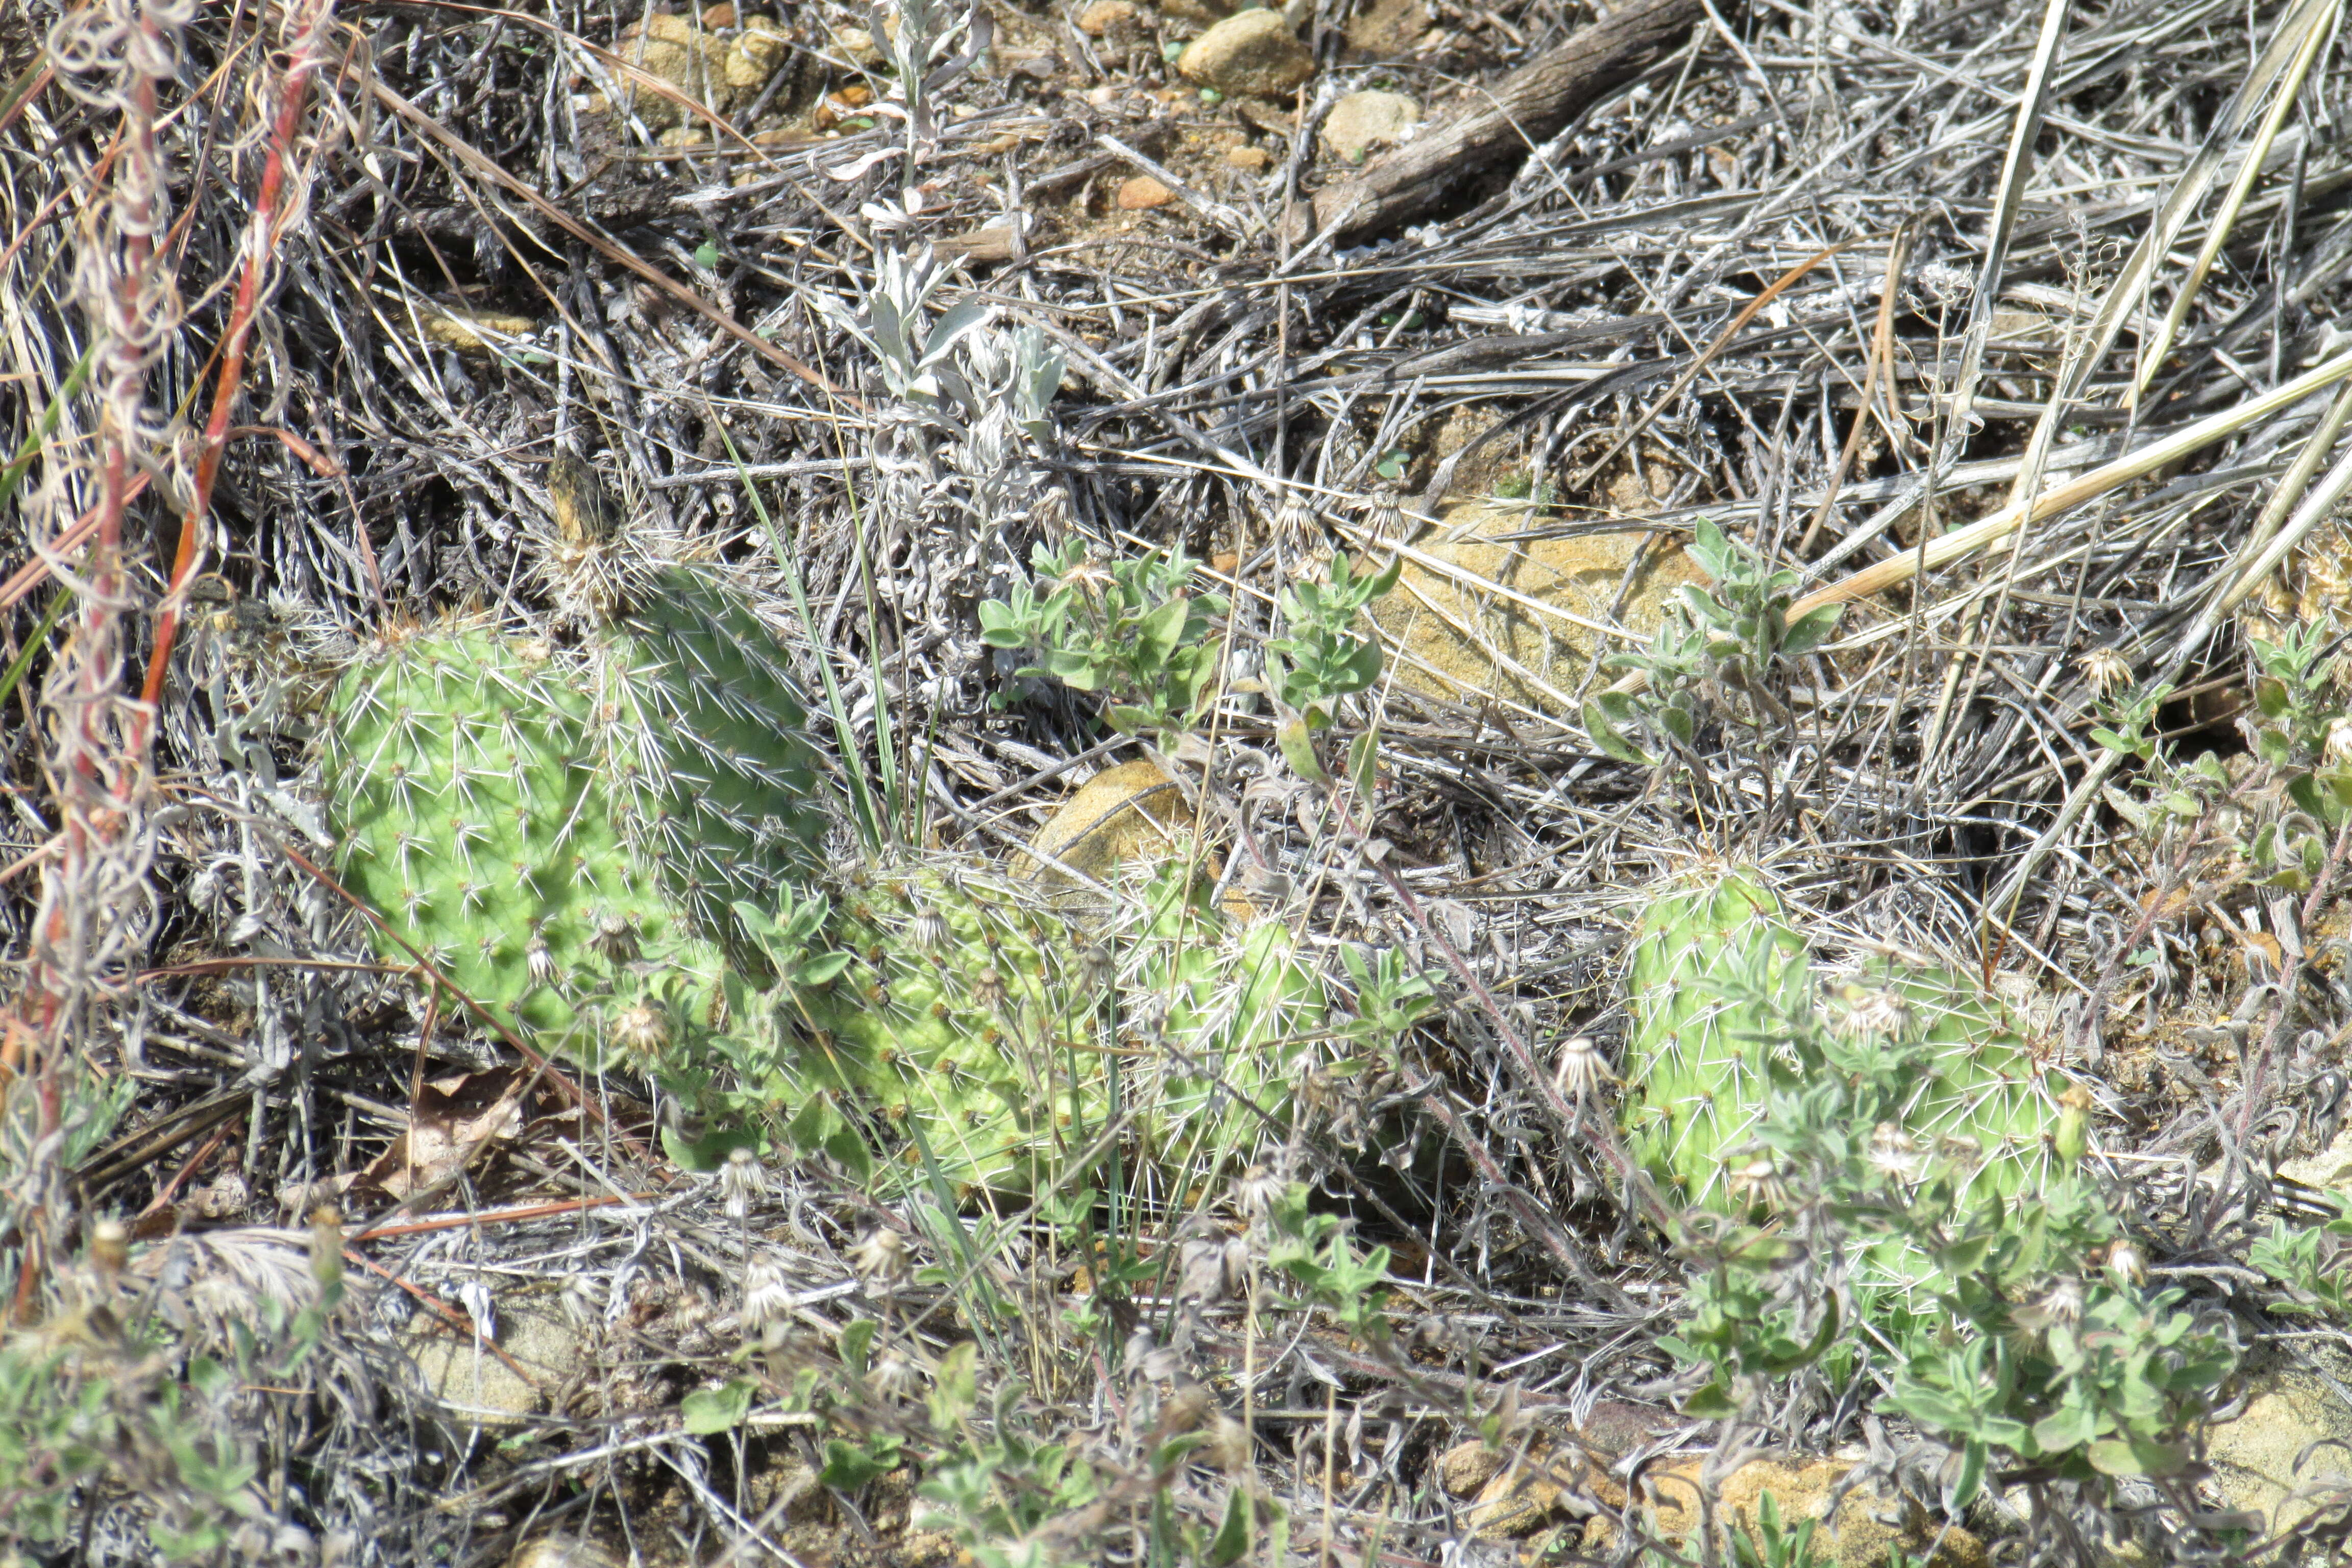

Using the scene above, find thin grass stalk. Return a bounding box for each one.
[2131,0,2338,405]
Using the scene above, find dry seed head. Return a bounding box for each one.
[1833,983,1910,1040]
[850,1226,912,1289]
[2102,1240,2148,1284]
[1724,1154,1786,1210]
[2079,647,2133,696]
[740,1252,794,1332]
[525,927,559,988]
[869,1348,920,1401]
[1867,1122,1923,1183]
[610,999,671,1061]
[588,911,641,964]
[906,904,950,952]
[1230,1164,1285,1220]
[88,1219,129,1281]
[971,965,1008,1012]
[719,1145,764,1220]
[2013,1277,2086,1337]
[1554,1035,1612,1098]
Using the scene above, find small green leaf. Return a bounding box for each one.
[682,1378,755,1435]
[694,241,722,269]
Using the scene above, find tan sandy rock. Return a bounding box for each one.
[1437,1438,1507,1498]
[1019,758,1190,889]
[1116,175,1174,210]
[1178,10,1314,97]
[1160,0,1238,25]
[1368,502,1706,716]
[1077,0,1140,33]
[586,12,792,130]
[1320,89,1418,163]
[407,1304,582,1425]
[1227,143,1270,172]
[2206,1362,2352,1539]
[1589,1456,1988,1568]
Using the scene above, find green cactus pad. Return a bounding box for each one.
[783,867,1325,1199]
[599,566,832,960]
[326,626,711,1040]
[1622,865,2065,1279]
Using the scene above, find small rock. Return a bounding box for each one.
[1367,501,1707,716]
[1161,0,1237,23]
[1227,143,1270,172]
[1320,89,1418,164]
[1590,1457,1987,1568]
[2207,1361,2352,1539]
[1178,10,1314,98]
[1077,0,1139,33]
[1018,758,1187,890]
[1437,1439,1506,1498]
[699,3,736,24]
[1116,175,1174,210]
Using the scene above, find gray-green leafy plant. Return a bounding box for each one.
[979,540,1227,746]
[1650,928,2235,1511]
[1264,550,1400,783]
[1585,519,1842,766]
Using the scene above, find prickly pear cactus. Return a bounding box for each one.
[325,623,716,1039]
[597,565,832,958]
[777,866,1325,1197]
[1622,866,2064,1250]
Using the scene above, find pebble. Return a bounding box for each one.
[1177,10,1314,99]
[1116,175,1174,210]
[1226,144,1271,172]
[1320,88,1419,164]
[1077,0,1139,33]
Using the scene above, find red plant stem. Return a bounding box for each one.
[136,0,336,728]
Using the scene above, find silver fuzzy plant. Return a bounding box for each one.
[817,247,1068,668]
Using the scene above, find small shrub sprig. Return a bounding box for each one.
[980,540,1227,746]
[1660,965,2236,1513]
[1585,519,1842,767]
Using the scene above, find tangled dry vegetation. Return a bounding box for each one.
[13,0,2352,1560]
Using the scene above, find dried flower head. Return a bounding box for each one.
[588,911,641,965]
[1724,1155,1787,1211]
[719,1145,765,1221]
[1867,1122,1923,1184]
[525,927,559,988]
[1554,1035,1613,1098]
[869,1348,921,1401]
[1364,487,1405,542]
[1833,983,1910,1040]
[850,1226,912,1290]
[1270,493,1320,553]
[971,965,1008,1013]
[88,1219,129,1281]
[2080,647,2134,696]
[610,1000,671,1062]
[1231,1164,1286,1221]
[2327,715,2352,766]
[906,904,951,952]
[740,1252,794,1333]
[2013,1277,2087,1336]
[2102,1240,2148,1285]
